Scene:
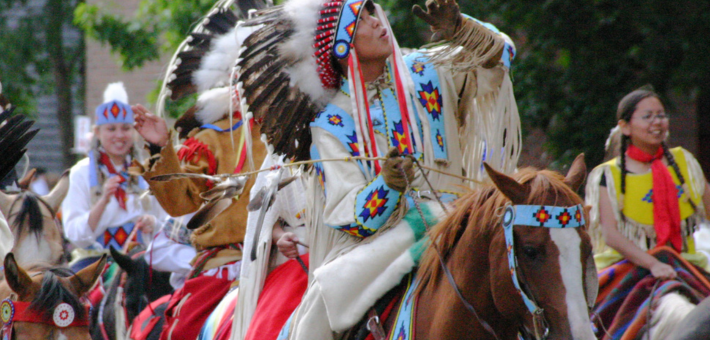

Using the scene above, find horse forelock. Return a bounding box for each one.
[28,268,86,321]
[9,191,54,244]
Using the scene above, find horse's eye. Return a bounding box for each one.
[522,246,539,260]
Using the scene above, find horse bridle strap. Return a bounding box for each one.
[432,243,501,340]
[502,204,585,317]
[1,299,90,329]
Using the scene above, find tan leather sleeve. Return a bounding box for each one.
[141,137,214,217]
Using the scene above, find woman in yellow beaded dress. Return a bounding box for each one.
[586,87,710,339]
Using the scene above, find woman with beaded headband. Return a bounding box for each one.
[585,87,710,339]
[62,82,168,271]
[233,0,520,338]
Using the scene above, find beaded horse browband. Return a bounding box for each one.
[1,298,90,338]
[501,204,586,339]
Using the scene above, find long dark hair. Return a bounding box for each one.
[615,88,695,221]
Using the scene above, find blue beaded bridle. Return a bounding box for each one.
[501,203,586,338]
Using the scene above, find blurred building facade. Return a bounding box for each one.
[19,0,167,176]
[84,0,169,125]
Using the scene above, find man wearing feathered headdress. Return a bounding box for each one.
[235,0,520,338]
[127,5,275,337]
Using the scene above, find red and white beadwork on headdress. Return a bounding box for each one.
[312,0,368,89]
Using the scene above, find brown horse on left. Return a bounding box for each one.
[0,252,106,340]
[0,169,69,266]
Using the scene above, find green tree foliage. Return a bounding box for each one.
[74,0,218,70]
[0,0,84,168]
[385,0,710,168]
[74,0,217,117]
[75,0,710,168]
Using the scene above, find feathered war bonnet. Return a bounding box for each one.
[236,0,419,164]
[95,82,133,126]
[155,1,268,139]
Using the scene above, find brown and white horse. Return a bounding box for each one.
[376,155,597,339]
[0,170,69,266]
[0,252,106,340]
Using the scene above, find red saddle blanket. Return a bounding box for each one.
[159,261,239,340]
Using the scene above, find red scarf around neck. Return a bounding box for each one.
[99,152,128,210]
[625,144,682,251]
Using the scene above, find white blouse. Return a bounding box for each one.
[62,157,168,249]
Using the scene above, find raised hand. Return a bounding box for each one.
[412,0,462,42]
[133,104,169,147]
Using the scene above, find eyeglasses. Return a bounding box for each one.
[634,113,669,123]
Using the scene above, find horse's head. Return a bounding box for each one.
[109,247,173,322]
[0,171,69,265]
[0,253,106,340]
[416,154,596,340]
[485,154,597,339]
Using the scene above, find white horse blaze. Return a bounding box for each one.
[549,229,595,339]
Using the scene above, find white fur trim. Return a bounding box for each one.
[315,202,445,331]
[648,292,696,340]
[195,87,231,124]
[315,220,418,331]
[280,0,332,103]
[194,26,253,93]
[103,82,129,104]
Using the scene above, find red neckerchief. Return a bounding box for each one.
[99,152,128,210]
[626,144,682,251]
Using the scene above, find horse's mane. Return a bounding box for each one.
[9,191,52,244]
[416,167,584,292]
[28,266,86,321]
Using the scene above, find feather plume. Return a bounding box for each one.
[188,176,248,229]
[204,9,239,35]
[156,0,268,115]
[0,106,39,182]
[173,106,201,139]
[187,33,214,49]
[103,82,128,104]
[194,87,232,124]
[194,26,253,92]
[234,0,343,161]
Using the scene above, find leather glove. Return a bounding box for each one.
[381,148,415,192]
[412,0,462,42]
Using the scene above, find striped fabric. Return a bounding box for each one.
[198,287,239,340]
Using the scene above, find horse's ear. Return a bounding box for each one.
[69,254,107,297]
[3,253,33,298]
[42,170,69,213]
[563,153,587,192]
[17,168,36,190]
[110,246,134,275]
[484,163,529,204]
